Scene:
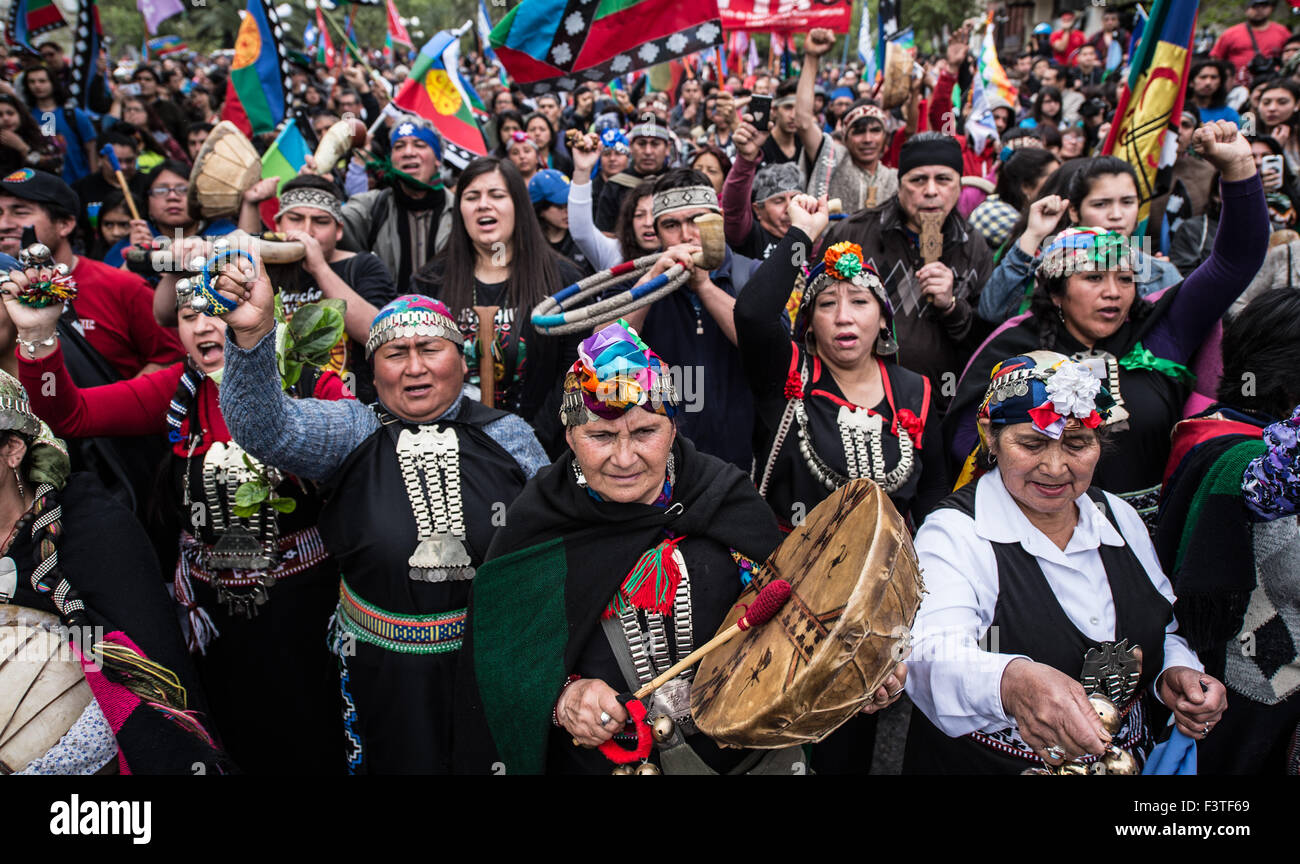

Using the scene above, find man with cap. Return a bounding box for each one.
[722,122,804,259]
[339,116,451,291]
[1212,1,1290,86]
[825,86,855,133]
[819,132,995,408]
[615,167,758,470]
[530,168,593,277]
[594,119,673,232]
[215,264,548,772]
[0,168,184,381]
[505,130,542,185]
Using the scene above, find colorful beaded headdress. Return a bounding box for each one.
[800,241,897,355]
[365,295,463,359]
[560,320,678,426]
[1038,227,1133,279]
[978,350,1116,443]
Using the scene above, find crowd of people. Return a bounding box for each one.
[0,3,1297,776]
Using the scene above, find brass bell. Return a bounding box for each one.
[1057,762,1089,775]
[610,764,635,775]
[651,715,675,744]
[1088,693,1122,736]
[634,761,661,775]
[1099,746,1138,776]
[1020,767,1054,776]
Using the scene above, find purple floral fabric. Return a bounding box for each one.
[1243,404,1300,520]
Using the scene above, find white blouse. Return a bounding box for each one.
[905,470,1202,738]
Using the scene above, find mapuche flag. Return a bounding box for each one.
[222,0,294,136]
[489,0,723,95]
[5,0,68,54]
[1102,0,1197,230]
[67,0,105,110]
[393,26,489,168]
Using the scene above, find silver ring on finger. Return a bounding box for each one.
[888,686,905,699]
[1044,745,1066,761]
[599,711,612,726]
[1202,722,1210,735]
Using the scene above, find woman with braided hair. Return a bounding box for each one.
[945,121,1268,531]
[2,258,350,774]
[0,366,226,773]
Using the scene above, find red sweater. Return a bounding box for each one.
[928,70,999,179]
[70,256,185,378]
[19,345,352,458]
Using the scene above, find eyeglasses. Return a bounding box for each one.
[149,184,189,199]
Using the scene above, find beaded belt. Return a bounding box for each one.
[335,577,466,654]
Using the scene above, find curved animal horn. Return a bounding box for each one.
[691,213,726,271]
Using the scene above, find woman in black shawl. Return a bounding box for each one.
[455,320,907,774]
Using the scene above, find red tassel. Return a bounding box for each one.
[783,369,803,399]
[625,536,683,616]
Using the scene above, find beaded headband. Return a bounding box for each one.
[274,187,344,224]
[560,320,678,426]
[651,185,721,220]
[843,104,887,129]
[629,122,672,143]
[979,351,1115,441]
[1038,227,1133,279]
[365,295,464,359]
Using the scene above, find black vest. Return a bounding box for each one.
[904,482,1173,774]
[318,398,527,616]
[762,347,932,528]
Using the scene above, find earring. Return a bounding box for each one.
[988,452,997,465]
[572,461,588,487]
[13,468,23,498]
[1055,305,1065,324]
[666,453,676,486]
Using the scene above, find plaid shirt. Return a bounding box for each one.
[969,195,1019,249]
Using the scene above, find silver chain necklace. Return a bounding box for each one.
[396,425,474,582]
[795,396,915,493]
[617,549,696,734]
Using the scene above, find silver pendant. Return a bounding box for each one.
[206,524,275,571]
[1080,638,1143,706]
[652,677,697,736]
[214,583,269,619]
[408,533,475,582]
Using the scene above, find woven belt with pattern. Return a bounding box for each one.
[335,576,466,654]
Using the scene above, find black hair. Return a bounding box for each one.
[492,108,527,155]
[1066,155,1139,217]
[524,112,558,155]
[652,167,713,204]
[1217,288,1300,417]
[185,121,214,138]
[775,78,799,99]
[1033,86,1064,124]
[416,155,563,316]
[1261,78,1300,136]
[1030,266,1155,352]
[132,64,159,83]
[0,92,46,152]
[615,179,658,261]
[280,172,342,198]
[1002,158,1092,255]
[97,127,139,150]
[20,64,69,109]
[143,159,192,187]
[1187,59,1232,109]
[995,148,1060,212]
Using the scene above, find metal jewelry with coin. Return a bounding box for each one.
[396,426,474,582]
[197,442,282,617]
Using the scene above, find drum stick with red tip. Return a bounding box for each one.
[634,579,791,700]
[99,144,140,221]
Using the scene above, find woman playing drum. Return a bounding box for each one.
[455,321,908,774]
[905,351,1227,774]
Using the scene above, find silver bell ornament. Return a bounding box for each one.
[610,764,635,775]
[633,761,661,775]
[651,715,675,744]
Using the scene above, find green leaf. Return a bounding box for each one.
[287,302,326,340]
[273,293,288,326]
[281,360,303,390]
[267,496,297,514]
[231,503,260,519]
[233,481,270,509]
